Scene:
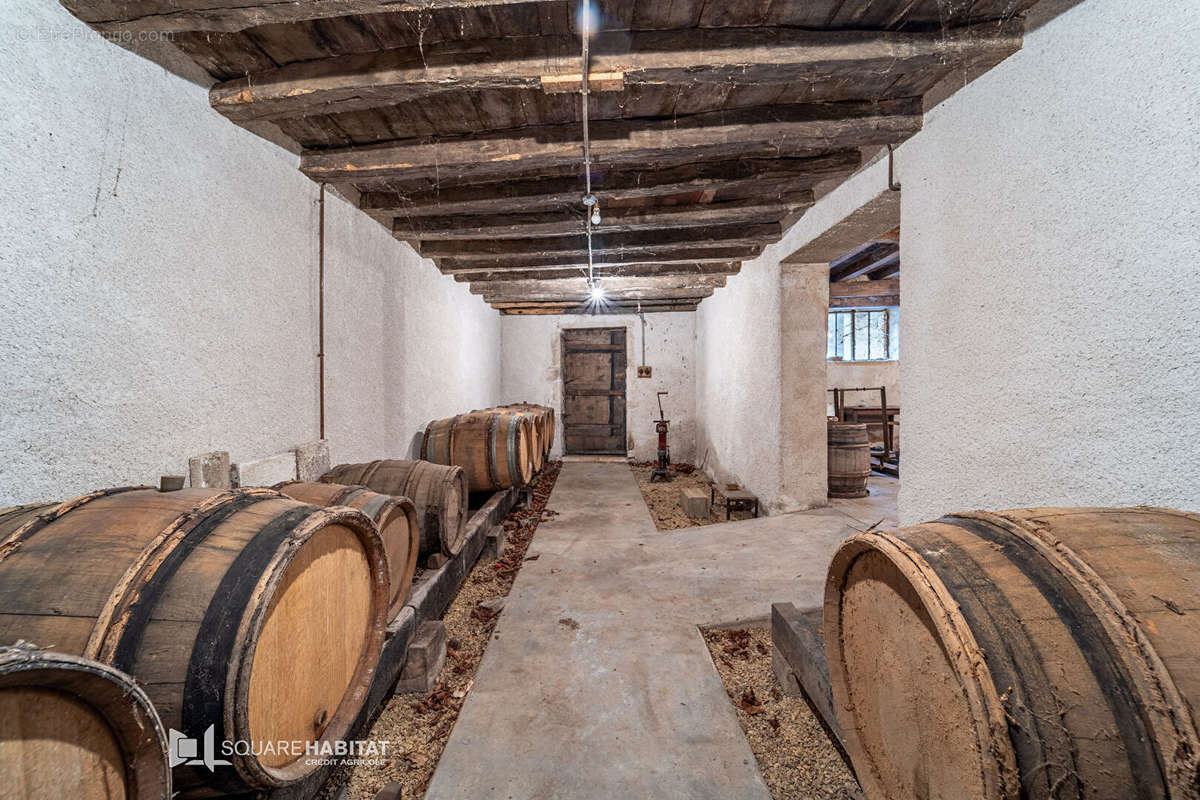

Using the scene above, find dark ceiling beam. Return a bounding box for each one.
[301,100,923,185]
[61,0,541,34]
[499,301,701,316]
[866,252,902,280]
[393,197,807,240]
[830,295,899,309]
[451,262,742,283]
[210,24,1021,123]
[470,275,728,296]
[360,153,854,215]
[438,247,759,273]
[829,240,900,282]
[488,288,716,305]
[830,279,899,299]
[420,223,780,260]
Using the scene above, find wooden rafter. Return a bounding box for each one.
[450,262,742,283]
[437,247,760,273]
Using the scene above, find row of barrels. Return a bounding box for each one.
[421,403,555,493]
[0,457,473,799]
[824,506,1200,800]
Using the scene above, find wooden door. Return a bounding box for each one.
[562,328,627,455]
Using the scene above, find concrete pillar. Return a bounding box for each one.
[778,262,829,510]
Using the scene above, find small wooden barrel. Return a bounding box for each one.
[275,481,419,619]
[824,507,1200,800]
[0,487,388,797]
[827,421,871,499]
[422,411,534,492]
[321,460,468,557]
[0,645,172,800]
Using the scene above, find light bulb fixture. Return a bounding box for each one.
[589,281,605,302]
[591,207,602,226]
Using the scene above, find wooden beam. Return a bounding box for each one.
[438,247,760,273]
[62,0,542,34]
[499,300,701,316]
[361,154,855,216]
[866,252,901,280]
[420,223,780,260]
[451,262,742,283]
[301,100,923,185]
[830,296,899,309]
[829,240,900,283]
[392,197,808,240]
[471,275,728,297]
[210,26,1020,123]
[486,287,715,303]
[829,279,899,299]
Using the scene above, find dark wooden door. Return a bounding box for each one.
[562,328,627,455]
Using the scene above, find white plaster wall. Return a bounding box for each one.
[0,2,499,506]
[695,257,784,508]
[897,0,1200,523]
[499,313,696,462]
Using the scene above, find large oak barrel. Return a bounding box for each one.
[421,411,534,492]
[500,403,555,461]
[827,421,870,499]
[275,481,419,620]
[321,460,467,557]
[824,507,1200,800]
[0,487,388,797]
[0,644,172,800]
[480,406,544,472]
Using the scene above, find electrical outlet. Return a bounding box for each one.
[637,366,652,378]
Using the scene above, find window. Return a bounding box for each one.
[828,309,897,361]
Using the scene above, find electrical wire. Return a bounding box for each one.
[580,1,595,288]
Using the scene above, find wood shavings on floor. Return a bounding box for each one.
[702,627,862,800]
[631,461,755,531]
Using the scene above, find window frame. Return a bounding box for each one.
[828,308,893,362]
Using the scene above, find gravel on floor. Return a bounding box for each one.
[320,461,563,800]
[630,461,757,531]
[702,627,862,800]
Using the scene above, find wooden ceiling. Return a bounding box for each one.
[62,0,1031,314]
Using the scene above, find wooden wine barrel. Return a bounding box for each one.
[0,644,172,800]
[481,406,544,472]
[275,481,419,620]
[824,507,1200,800]
[0,487,388,797]
[321,460,468,557]
[827,421,870,499]
[421,411,534,492]
[502,403,555,460]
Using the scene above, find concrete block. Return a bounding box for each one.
[293,440,330,482]
[680,486,710,519]
[232,451,297,488]
[772,647,803,696]
[188,451,231,489]
[395,621,447,694]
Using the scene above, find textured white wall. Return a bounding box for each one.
[695,257,784,508]
[499,313,696,462]
[897,0,1200,523]
[0,2,499,506]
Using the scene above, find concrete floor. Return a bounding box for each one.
[426,463,897,799]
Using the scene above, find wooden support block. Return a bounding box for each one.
[540,71,625,94]
[680,487,710,519]
[771,602,849,756]
[395,621,447,694]
[483,526,508,562]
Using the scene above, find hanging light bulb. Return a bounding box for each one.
[591,206,602,226]
[589,280,605,302]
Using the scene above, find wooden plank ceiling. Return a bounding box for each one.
[62,0,1030,314]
